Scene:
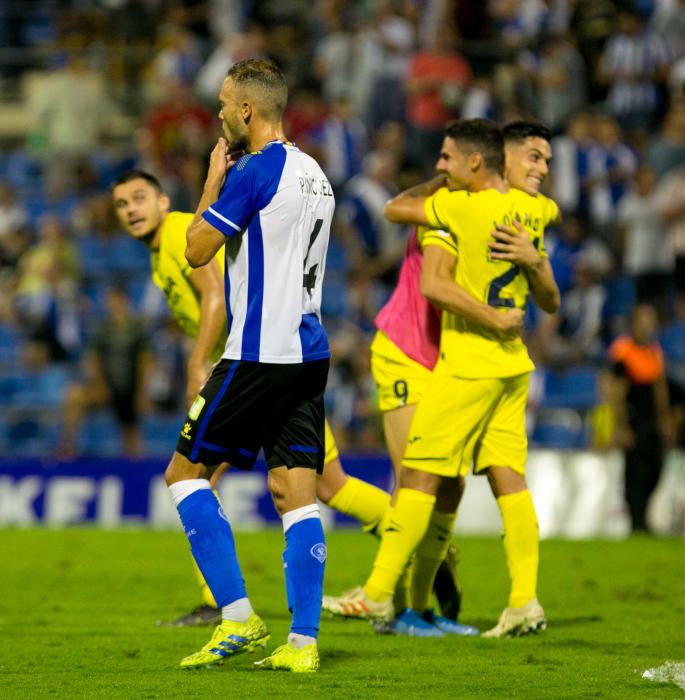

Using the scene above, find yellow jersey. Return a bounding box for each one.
[423,187,559,379]
[151,211,226,359]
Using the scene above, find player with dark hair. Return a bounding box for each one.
[324,118,560,638]
[502,121,553,198]
[113,169,226,409]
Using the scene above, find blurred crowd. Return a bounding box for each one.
[0,0,684,458]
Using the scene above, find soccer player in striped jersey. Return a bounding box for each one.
[113,170,391,630]
[163,58,345,673]
[324,119,560,638]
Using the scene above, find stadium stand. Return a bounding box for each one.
[0,1,683,457]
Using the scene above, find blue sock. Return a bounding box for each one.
[176,489,247,608]
[283,517,326,638]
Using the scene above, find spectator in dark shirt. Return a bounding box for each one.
[60,286,151,457]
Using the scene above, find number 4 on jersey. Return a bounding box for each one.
[303,218,323,297]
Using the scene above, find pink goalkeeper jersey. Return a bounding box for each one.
[374,227,441,369]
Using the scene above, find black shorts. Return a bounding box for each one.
[175,358,329,471]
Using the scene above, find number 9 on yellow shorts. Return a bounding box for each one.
[370,331,433,413]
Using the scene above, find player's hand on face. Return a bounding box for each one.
[206,138,232,186]
[488,220,540,268]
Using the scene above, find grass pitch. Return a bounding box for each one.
[0,529,683,699]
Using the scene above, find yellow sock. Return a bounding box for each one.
[411,510,457,612]
[328,476,391,535]
[497,490,539,608]
[393,558,413,612]
[365,488,435,602]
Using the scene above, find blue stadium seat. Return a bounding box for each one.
[531,408,586,449]
[76,235,112,281]
[602,275,635,324]
[3,150,42,190]
[5,416,59,456]
[127,278,148,312]
[142,412,185,456]
[9,366,69,411]
[660,322,685,364]
[108,234,150,276]
[23,193,47,225]
[80,412,123,456]
[542,366,598,410]
[326,239,348,272]
[321,274,349,319]
[0,323,21,373]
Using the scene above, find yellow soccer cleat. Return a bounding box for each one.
[482,598,547,638]
[322,585,394,622]
[179,613,269,669]
[254,643,319,673]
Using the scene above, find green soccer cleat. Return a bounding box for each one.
[179,613,269,669]
[254,642,319,673]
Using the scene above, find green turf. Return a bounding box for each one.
[0,529,683,699]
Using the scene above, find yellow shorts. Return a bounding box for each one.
[403,372,530,478]
[370,331,433,413]
[323,419,339,464]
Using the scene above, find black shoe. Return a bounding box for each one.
[157,604,221,627]
[433,544,462,621]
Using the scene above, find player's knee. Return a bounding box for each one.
[165,452,202,486]
[164,460,179,486]
[399,466,440,495]
[267,472,288,514]
[486,466,527,497]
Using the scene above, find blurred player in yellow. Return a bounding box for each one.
[112,170,392,626]
[324,119,560,637]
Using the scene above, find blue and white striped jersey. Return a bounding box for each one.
[202,140,335,363]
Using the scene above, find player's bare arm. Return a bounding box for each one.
[384,175,446,225]
[488,221,560,313]
[186,138,241,267]
[421,244,523,340]
[185,259,226,404]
